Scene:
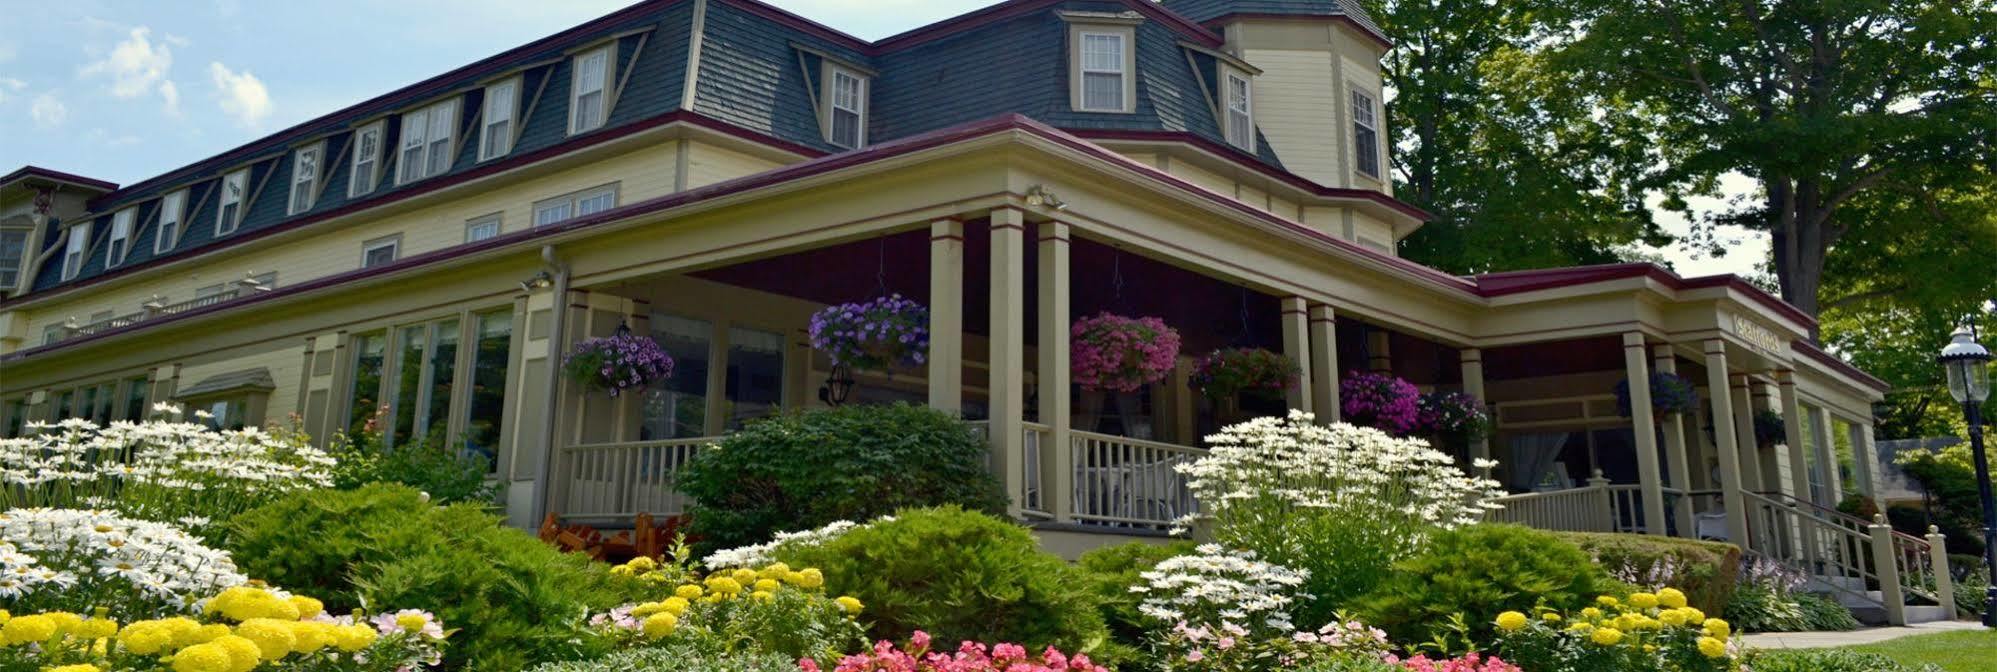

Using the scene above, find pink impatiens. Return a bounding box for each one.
[1391,652,1522,672]
[801,631,1108,672]
[1071,313,1182,393]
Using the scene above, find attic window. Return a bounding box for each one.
[826,67,867,149]
[61,221,91,281]
[288,141,324,215]
[155,189,186,253]
[0,224,29,289]
[569,46,612,135]
[481,77,520,161]
[1224,71,1254,151]
[1351,89,1381,180]
[106,208,134,267]
[397,98,460,185]
[349,121,385,197]
[215,169,248,236]
[1077,32,1130,112]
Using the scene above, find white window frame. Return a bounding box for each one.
[479,77,520,162]
[106,208,135,267]
[464,213,502,243]
[396,98,460,186]
[288,141,325,215]
[349,121,385,198]
[533,183,619,227]
[1223,71,1255,151]
[61,221,91,281]
[1351,88,1381,180]
[360,235,401,269]
[825,66,867,149]
[1072,28,1135,113]
[155,189,186,254]
[215,169,248,236]
[0,225,30,290]
[568,46,613,135]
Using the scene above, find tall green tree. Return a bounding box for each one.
[1367,0,1666,274]
[1551,0,1997,320]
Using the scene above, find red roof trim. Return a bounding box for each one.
[1069,128,1433,221]
[1471,262,1818,330]
[1794,339,1892,392]
[873,0,1223,52]
[1,166,119,192]
[1199,13,1392,49]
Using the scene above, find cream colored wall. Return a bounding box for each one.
[1242,48,1342,187]
[685,142,781,189]
[174,341,305,423]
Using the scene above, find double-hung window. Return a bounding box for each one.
[396,99,459,185]
[106,208,134,267]
[155,190,185,253]
[349,121,385,197]
[0,225,29,288]
[216,169,248,235]
[480,78,519,161]
[1351,89,1381,180]
[361,235,401,269]
[288,142,324,215]
[1224,72,1255,151]
[827,68,866,149]
[1077,32,1129,112]
[569,46,611,134]
[533,184,617,227]
[464,214,502,243]
[60,221,91,281]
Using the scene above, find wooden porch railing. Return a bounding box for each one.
[560,437,714,519]
[1485,477,1615,532]
[1069,430,1202,529]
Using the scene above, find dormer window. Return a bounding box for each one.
[288,141,324,215]
[569,46,612,134]
[0,223,30,289]
[216,169,248,235]
[106,208,135,267]
[61,221,91,281]
[155,189,186,253]
[1351,89,1381,180]
[1223,71,1254,151]
[349,121,385,197]
[480,77,520,161]
[1073,30,1134,113]
[826,67,867,149]
[397,99,459,185]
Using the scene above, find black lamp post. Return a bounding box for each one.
[1937,326,1994,627]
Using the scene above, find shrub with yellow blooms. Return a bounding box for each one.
[0,587,447,672]
[1488,591,1739,672]
[587,560,863,666]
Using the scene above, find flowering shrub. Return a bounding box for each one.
[809,294,929,372]
[1071,313,1182,392]
[0,508,248,619]
[1131,545,1306,636]
[564,332,674,397]
[1490,591,1740,672]
[1389,652,1520,672]
[1150,619,1394,672]
[704,520,875,570]
[1179,412,1504,625]
[1414,392,1487,444]
[1612,372,1698,418]
[1190,348,1300,400]
[801,631,1108,672]
[0,585,445,672]
[1,410,333,540]
[1353,524,1609,647]
[1340,372,1421,435]
[589,559,865,665]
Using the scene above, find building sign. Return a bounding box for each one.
[1727,312,1788,357]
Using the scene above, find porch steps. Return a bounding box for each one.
[1806,575,1954,625]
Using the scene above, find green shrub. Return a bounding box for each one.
[1553,531,1741,615]
[1794,592,1861,631]
[1075,539,1196,669]
[1745,648,1942,672]
[1354,524,1610,647]
[327,426,500,506]
[229,484,626,670]
[774,506,1109,654]
[523,646,801,672]
[678,403,1006,550]
[1724,580,1807,632]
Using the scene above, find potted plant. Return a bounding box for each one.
[1753,409,1787,447]
[1613,371,1698,417]
[808,294,929,373]
[1072,313,1181,434]
[1191,348,1300,423]
[1340,371,1421,435]
[564,332,674,397]
[1417,390,1490,448]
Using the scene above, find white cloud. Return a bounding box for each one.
[31,93,67,128]
[82,27,176,100]
[208,62,271,128]
[160,80,181,115]
[85,128,142,147]
[0,77,24,104]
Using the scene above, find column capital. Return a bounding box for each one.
[1622,331,1649,348]
[1308,303,1336,322]
[1459,347,1483,363]
[1036,219,1071,243]
[1774,368,1797,385]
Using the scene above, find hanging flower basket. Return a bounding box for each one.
[1071,312,1182,393]
[809,294,929,372]
[1190,348,1300,401]
[1613,371,1698,418]
[1417,390,1490,444]
[1753,409,1787,447]
[564,333,674,397]
[1340,371,1421,435]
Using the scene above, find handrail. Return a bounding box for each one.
[1756,490,1930,547]
[1487,483,1613,533]
[1737,491,1886,608]
[1069,430,1204,529]
[562,437,717,518]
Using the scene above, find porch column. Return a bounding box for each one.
[1777,370,1811,502]
[1308,304,1339,423]
[928,219,965,412]
[1281,297,1313,413]
[1368,329,1392,373]
[1037,220,1074,522]
[1652,345,1695,536]
[1622,332,1667,536]
[1731,374,1764,493]
[1811,406,1844,503]
[1703,339,1750,543]
[1848,421,1881,510]
[1461,348,1488,462]
[988,208,1027,518]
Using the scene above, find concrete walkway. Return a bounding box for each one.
[1741,620,1987,649]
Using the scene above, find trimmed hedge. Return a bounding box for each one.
[1554,531,1741,615]
[1355,524,1610,647]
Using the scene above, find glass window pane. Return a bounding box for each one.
[1083,73,1122,110]
[347,332,386,436]
[123,376,149,421]
[391,325,427,447]
[643,315,711,440]
[577,190,615,215]
[463,311,513,471]
[725,326,785,429]
[423,319,459,444]
[55,391,74,421]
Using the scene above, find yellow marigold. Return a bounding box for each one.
[1703,618,1731,639]
[640,572,669,583]
[2,614,57,645]
[287,596,324,620]
[46,664,101,672]
[705,576,743,595]
[793,568,825,590]
[1590,627,1624,646]
[46,612,82,634]
[641,613,678,639]
[394,613,428,633]
[1580,607,1603,620]
[1697,636,1728,658]
[1628,592,1659,609]
[1658,588,1688,609]
[179,624,231,648]
[662,597,690,616]
[118,621,179,655]
[631,602,664,618]
[750,590,774,602]
[0,609,9,624]
[76,617,119,640]
[332,624,377,652]
[610,565,636,577]
[211,634,264,672]
[760,562,791,578]
[170,643,234,672]
[675,584,704,599]
[1494,611,1528,632]
[754,578,780,592]
[1567,622,1595,634]
[1541,612,1562,622]
[1659,609,1687,627]
[234,619,296,661]
[291,621,334,653]
[731,568,758,583]
[1596,596,1620,608]
[835,596,864,616]
[1678,607,1706,624]
[627,556,658,572]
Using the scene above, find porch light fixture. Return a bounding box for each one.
[819,362,856,407]
[1936,325,1994,627]
[518,270,554,292]
[1023,185,1067,210]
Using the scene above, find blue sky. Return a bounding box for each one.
[0,0,1758,276]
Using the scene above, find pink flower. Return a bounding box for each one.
[1185,650,1204,663]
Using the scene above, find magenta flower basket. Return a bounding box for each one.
[1190,348,1300,400]
[563,333,674,397]
[1340,371,1421,435]
[1071,312,1182,392]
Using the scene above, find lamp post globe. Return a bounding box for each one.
[1937,326,1994,627]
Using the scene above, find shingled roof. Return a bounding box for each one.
[1158,0,1388,44]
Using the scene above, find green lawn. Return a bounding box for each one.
[1842,629,1997,671]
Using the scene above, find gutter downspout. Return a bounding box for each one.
[530,245,570,526]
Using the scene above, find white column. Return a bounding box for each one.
[1281,297,1312,413]
[928,219,965,412]
[1623,332,1667,536]
[1036,220,1074,522]
[1367,329,1392,373]
[1732,374,1764,494]
[1777,370,1812,502]
[1308,304,1339,423]
[988,209,1027,518]
[1811,406,1843,503]
[1849,421,1881,510]
[1462,347,1489,463]
[1653,345,1694,536]
[1704,339,1750,544]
